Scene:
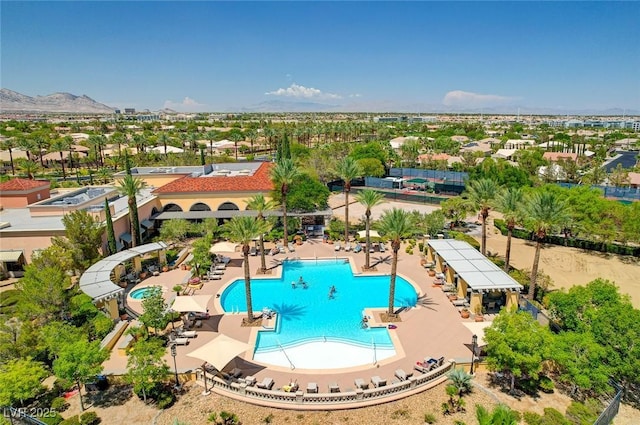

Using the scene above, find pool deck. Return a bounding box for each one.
[103,237,481,397]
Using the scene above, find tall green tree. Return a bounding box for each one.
[270,159,301,248]
[0,358,48,407]
[138,287,168,335]
[222,216,269,323]
[53,338,108,411]
[116,174,147,247]
[493,187,524,271]
[159,219,191,247]
[105,199,117,255]
[0,138,17,175]
[523,189,568,299]
[16,265,71,322]
[247,194,278,273]
[334,156,363,242]
[189,234,213,277]
[125,338,170,404]
[50,137,71,180]
[376,208,415,315]
[354,188,385,270]
[484,310,552,392]
[52,210,105,273]
[440,196,472,229]
[464,178,500,255]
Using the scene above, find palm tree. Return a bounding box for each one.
[50,137,71,180]
[0,138,16,175]
[229,132,244,160]
[377,208,415,316]
[494,187,524,272]
[464,178,500,255]
[270,159,301,250]
[222,216,269,324]
[16,159,39,179]
[354,188,385,270]
[116,174,147,247]
[334,157,363,243]
[96,167,112,184]
[523,190,568,299]
[246,194,278,273]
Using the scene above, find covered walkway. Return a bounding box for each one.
[79,242,168,318]
[426,239,523,314]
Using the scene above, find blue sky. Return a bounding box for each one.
[2,1,639,113]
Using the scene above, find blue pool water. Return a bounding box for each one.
[129,286,158,300]
[220,259,418,353]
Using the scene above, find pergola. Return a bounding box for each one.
[79,242,168,318]
[426,239,522,313]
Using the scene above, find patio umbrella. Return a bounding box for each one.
[170,295,213,313]
[462,321,491,346]
[209,241,239,254]
[357,230,380,239]
[187,334,249,371]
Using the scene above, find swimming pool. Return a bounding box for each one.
[129,286,160,300]
[220,259,418,368]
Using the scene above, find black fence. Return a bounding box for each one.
[593,381,623,425]
[557,182,640,201]
[3,407,49,425]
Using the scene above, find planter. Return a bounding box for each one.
[474,315,484,322]
[180,264,187,270]
[460,310,471,319]
[162,266,169,273]
[428,269,436,277]
[448,294,458,302]
[139,272,147,279]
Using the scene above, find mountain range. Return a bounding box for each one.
[0,89,115,113]
[1,88,637,116]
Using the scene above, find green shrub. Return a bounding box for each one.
[60,415,80,425]
[156,393,175,410]
[80,411,100,425]
[540,408,570,425]
[418,242,424,253]
[449,231,480,250]
[262,413,274,424]
[390,408,410,419]
[51,397,69,412]
[53,378,75,393]
[539,376,554,393]
[523,412,542,425]
[41,414,65,425]
[565,400,601,425]
[423,412,437,423]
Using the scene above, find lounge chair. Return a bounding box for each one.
[354,378,368,389]
[371,376,386,388]
[257,377,274,390]
[288,242,295,252]
[249,246,257,256]
[369,244,375,253]
[394,369,413,381]
[306,382,318,393]
[328,382,340,393]
[171,337,189,346]
[269,247,279,256]
[177,330,197,338]
[240,375,256,386]
[344,242,352,251]
[334,242,341,251]
[353,243,362,253]
[215,264,226,270]
[379,242,386,252]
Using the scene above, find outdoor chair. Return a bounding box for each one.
[306,382,318,393]
[334,242,341,251]
[354,378,368,389]
[371,376,386,388]
[257,377,274,390]
[328,382,340,393]
[241,375,256,386]
[394,368,412,381]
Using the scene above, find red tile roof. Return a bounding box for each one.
[153,162,274,194]
[0,178,50,192]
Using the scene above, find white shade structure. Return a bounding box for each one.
[187,334,249,371]
[357,230,380,239]
[170,295,213,313]
[209,241,239,254]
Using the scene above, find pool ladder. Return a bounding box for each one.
[372,337,377,365]
[276,338,295,370]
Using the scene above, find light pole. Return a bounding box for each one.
[170,344,180,389]
[470,334,478,375]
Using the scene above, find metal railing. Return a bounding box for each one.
[593,381,623,425]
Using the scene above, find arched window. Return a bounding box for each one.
[218,202,239,211]
[190,202,211,212]
[162,203,183,212]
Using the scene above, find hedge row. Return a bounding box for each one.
[493,219,640,257]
